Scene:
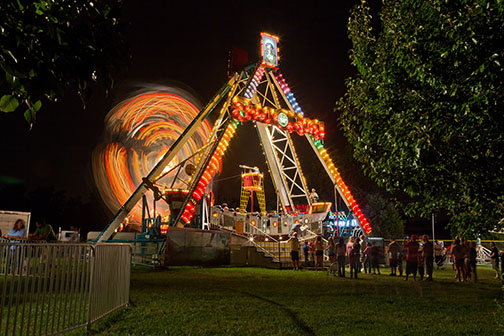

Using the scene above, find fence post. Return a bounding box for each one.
[86,245,96,333]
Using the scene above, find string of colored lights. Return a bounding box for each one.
[312,138,372,233]
[179,120,239,224]
[231,96,325,140]
[275,69,371,232]
[274,72,304,116]
[244,66,266,99]
[93,91,214,225]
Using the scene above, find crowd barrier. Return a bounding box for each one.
[0,240,131,335]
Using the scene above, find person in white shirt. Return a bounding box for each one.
[309,188,319,203]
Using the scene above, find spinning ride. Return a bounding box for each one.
[95,33,372,243]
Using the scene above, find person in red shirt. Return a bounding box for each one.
[404,235,420,281]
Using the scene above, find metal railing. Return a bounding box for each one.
[246,223,281,263]
[0,240,131,335]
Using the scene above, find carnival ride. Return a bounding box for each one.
[94,33,372,248]
[92,90,214,233]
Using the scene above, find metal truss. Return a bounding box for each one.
[251,70,311,211]
[264,125,310,209]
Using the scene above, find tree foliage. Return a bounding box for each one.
[337,0,504,236]
[362,193,404,238]
[0,0,129,126]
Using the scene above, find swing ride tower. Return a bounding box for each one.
[95,32,372,243]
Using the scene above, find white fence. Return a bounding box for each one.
[0,240,131,335]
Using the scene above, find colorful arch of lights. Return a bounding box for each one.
[176,71,372,234]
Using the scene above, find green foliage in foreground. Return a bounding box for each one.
[0,0,128,126]
[89,266,502,336]
[337,0,504,236]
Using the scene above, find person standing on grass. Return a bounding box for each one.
[327,237,336,265]
[397,243,404,276]
[353,238,361,273]
[370,242,381,275]
[308,240,315,266]
[363,242,372,274]
[359,235,367,272]
[490,242,500,279]
[417,247,425,281]
[346,237,354,273]
[350,239,360,279]
[386,238,400,276]
[404,235,419,281]
[303,241,310,266]
[336,237,347,277]
[434,240,443,269]
[452,239,467,282]
[289,232,300,270]
[469,242,477,283]
[448,243,455,271]
[422,235,434,281]
[314,236,324,271]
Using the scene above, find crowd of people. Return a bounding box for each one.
[289,233,384,278]
[288,232,504,282]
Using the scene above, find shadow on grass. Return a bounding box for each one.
[87,306,131,335]
[239,291,315,336]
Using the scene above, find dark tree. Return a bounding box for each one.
[0,0,129,126]
[362,193,404,238]
[337,0,504,236]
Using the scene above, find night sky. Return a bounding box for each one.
[0,1,440,235]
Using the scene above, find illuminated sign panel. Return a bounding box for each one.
[261,32,279,69]
[277,112,289,127]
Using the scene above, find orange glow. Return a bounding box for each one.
[232,96,325,140]
[93,91,214,225]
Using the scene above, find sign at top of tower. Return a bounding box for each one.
[260,32,279,69]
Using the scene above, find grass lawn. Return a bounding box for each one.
[90,265,504,336]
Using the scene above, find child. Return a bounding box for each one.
[303,241,309,266]
[350,241,361,279]
[308,240,315,267]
